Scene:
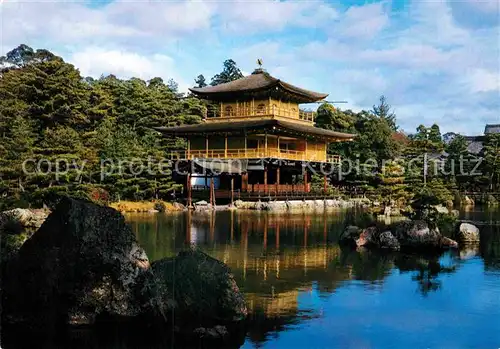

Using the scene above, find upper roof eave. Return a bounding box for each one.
[189,71,328,103]
[153,119,356,140]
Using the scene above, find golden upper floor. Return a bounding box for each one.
[189,69,328,126]
[210,98,315,125]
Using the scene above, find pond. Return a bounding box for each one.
[127,208,500,349]
[2,208,499,349]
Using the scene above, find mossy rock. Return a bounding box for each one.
[2,197,150,329]
[148,250,247,328]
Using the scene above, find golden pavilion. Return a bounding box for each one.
[155,67,355,204]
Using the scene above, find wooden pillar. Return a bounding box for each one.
[276,167,280,194]
[264,166,268,194]
[224,134,228,157]
[230,177,234,206]
[324,174,327,195]
[187,138,190,158]
[220,102,223,117]
[186,173,192,208]
[205,136,209,157]
[304,169,308,193]
[265,132,268,157]
[242,172,248,192]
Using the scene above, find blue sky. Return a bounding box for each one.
[1,0,499,135]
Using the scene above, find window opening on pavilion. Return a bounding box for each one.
[224,106,234,117]
[256,103,266,115]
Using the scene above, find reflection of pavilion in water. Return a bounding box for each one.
[184,211,354,317]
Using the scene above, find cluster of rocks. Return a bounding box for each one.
[340,220,462,251]
[340,219,481,252]
[1,198,247,343]
[233,198,368,211]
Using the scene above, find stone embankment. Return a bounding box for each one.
[232,198,370,211]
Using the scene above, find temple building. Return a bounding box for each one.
[155,67,356,204]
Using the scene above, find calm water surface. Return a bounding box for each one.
[128,208,500,349]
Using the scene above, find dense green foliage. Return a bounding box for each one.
[0,45,213,209]
[316,99,499,208]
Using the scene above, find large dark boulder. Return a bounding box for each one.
[391,220,457,249]
[2,198,150,329]
[145,250,247,335]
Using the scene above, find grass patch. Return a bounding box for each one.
[109,201,180,213]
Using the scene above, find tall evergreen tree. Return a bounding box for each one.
[210,59,243,86]
[372,95,397,131]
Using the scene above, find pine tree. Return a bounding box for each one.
[194,74,207,88]
[210,59,243,86]
[372,95,397,131]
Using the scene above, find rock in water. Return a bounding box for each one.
[456,223,480,243]
[339,225,361,247]
[355,227,400,251]
[356,227,378,247]
[2,198,150,329]
[147,250,247,330]
[378,231,401,251]
[392,220,457,249]
[439,236,458,248]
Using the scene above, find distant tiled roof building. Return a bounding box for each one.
[463,124,500,154]
[485,124,500,135]
[465,136,484,154]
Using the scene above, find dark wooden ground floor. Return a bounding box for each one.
[173,159,338,206]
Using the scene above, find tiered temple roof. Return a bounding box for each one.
[189,69,328,103]
[154,119,355,141]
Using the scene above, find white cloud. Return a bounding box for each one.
[1,0,213,51]
[338,3,390,39]
[71,48,171,79]
[465,68,500,93]
[403,0,471,46]
[216,0,339,33]
[70,48,191,93]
